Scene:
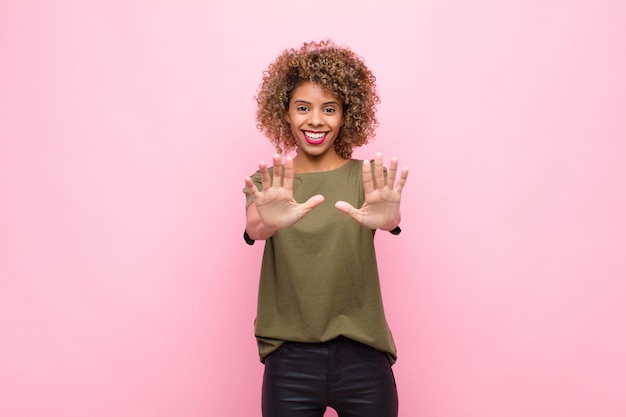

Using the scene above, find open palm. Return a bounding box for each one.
[245,154,324,231]
[335,153,408,230]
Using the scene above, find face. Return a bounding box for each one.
[285,82,345,162]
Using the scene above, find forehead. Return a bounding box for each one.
[292,81,341,103]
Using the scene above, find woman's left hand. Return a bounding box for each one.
[335,152,409,230]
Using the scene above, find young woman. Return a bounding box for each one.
[243,40,409,417]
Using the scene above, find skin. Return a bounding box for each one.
[245,82,409,240]
[285,82,346,173]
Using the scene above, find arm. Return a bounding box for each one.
[244,154,324,241]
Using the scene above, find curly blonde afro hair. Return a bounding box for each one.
[255,40,380,159]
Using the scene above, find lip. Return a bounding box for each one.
[303,131,328,145]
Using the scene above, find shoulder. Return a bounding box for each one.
[346,158,364,171]
[345,158,386,173]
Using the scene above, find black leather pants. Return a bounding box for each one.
[262,337,398,417]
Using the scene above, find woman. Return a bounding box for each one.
[243,40,409,417]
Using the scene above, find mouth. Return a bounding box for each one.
[303,131,328,145]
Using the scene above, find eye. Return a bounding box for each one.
[296,106,309,112]
[324,107,336,113]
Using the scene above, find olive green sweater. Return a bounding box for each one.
[244,159,397,364]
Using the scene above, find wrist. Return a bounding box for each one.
[246,223,278,241]
[379,213,401,232]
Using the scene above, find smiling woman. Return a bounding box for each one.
[243,40,409,417]
[285,82,346,171]
[255,40,380,161]
[3,2,626,417]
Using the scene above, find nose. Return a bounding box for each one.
[308,109,323,126]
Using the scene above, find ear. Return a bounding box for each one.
[285,112,291,124]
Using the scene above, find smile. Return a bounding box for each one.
[303,131,328,145]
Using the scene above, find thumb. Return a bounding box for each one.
[300,194,325,214]
[334,201,357,218]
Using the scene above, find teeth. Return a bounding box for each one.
[304,132,326,139]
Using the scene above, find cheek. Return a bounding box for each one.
[289,124,301,138]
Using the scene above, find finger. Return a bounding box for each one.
[282,156,295,191]
[271,154,282,188]
[335,201,367,226]
[373,152,385,189]
[282,195,324,225]
[334,201,357,217]
[386,157,399,189]
[362,159,374,195]
[299,194,325,218]
[395,167,409,193]
[244,176,261,198]
[258,160,271,191]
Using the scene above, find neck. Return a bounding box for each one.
[293,152,348,173]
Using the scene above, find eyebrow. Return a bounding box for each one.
[293,99,340,106]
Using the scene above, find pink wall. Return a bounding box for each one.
[1,1,625,416]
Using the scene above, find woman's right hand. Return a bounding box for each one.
[244,154,324,239]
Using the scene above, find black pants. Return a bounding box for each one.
[262,337,398,417]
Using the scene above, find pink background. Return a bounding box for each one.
[2,1,625,416]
